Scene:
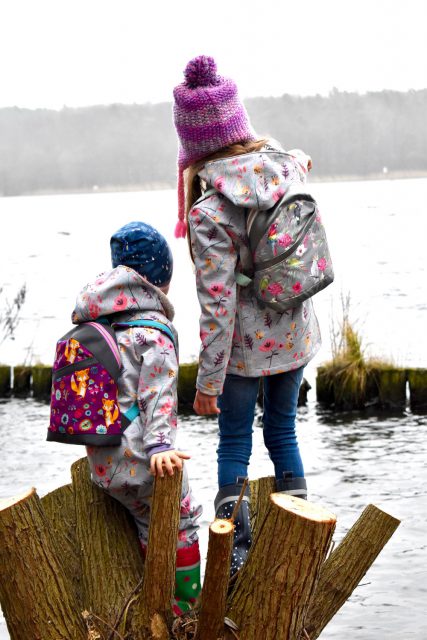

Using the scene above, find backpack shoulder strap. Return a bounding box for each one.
[112,319,176,347]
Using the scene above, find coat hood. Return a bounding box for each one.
[71,265,174,324]
[198,148,311,211]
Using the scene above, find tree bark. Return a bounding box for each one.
[195,518,234,640]
[227,494,336,640]
[71,457,144,635]
[304,503,401,639]
[0,488,87,640]
[134,469,183,638]
[41,483,81,603]
[249,476,276,539]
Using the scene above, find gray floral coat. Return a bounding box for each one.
[189,147,322,397]
[71,265,201,546]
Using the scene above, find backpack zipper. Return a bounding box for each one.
[52,356,99,381]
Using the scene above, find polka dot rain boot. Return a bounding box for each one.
[276,470,307,499]
[173,541,201,617]
[214,476,251,578]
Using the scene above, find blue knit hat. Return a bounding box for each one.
[110,221,173,287]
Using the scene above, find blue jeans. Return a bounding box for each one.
[217,367,305,488]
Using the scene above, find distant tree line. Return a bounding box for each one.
[0,89,426,196]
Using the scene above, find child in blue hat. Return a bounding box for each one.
[72,221,202,616]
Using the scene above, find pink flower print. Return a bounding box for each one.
[95,277,106,286]
[159,399,173,415]
[267,282,284,296]
[214,176,225,192]
[95,464,107,477]
[292,282,302,294]
[278,233,292,248]
[317,257,327,271]
[296,244,307,257]
[89,302,100,319]
[113,291,128,311]
[259,338,276,352]
[208,283,224,297]
[181,494,191,515]
[156,334,166,347]
[191,207,200,217]
[178,530,188,542]
[273,188,286,203]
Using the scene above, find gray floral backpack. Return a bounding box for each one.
[202,185,334,311]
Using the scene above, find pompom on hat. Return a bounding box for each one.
[110,221,173,287]
[173,55,256,238]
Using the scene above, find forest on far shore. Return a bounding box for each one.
[0,88,426,196]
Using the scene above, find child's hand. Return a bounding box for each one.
[193,390,221,416]
[150,450,191,478]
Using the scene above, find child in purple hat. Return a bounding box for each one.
[173,56,320,578]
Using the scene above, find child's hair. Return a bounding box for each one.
[185,138,268,219]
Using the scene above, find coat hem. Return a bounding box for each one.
[227,341,321,378]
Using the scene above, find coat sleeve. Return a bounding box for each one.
[133,328,178,456]
[189,201,238,396]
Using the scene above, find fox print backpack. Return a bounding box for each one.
[47,319,174,446]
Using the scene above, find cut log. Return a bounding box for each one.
[195,518,234,640]
[227,494,336,640]
[41,483,81,604]
[71,457,144,634]
[249,475,276,539]
[304,503,401,639]
[0,488,87,640]
[134,469,183,637]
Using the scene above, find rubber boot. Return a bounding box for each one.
[276,471,307,499]
[173,541,201,616]
[214,476,251,578]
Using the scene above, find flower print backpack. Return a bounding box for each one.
[47,319,175,446]
[237,186,334,311]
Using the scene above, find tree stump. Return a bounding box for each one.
[249,475,276,539]
[304,504,401,639]
[71,457,144,635]
[195,519,234,640]
[227,494,336,640]
[41,483,81,604]
[0,488,87,640]
[134,469,183,637]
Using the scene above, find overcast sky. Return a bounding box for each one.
[1,0,426,110]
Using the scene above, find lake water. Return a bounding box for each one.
[0,179,427,638]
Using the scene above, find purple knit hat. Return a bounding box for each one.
[173,55,256,238]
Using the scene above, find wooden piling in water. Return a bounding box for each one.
[407,368,427,413]
[12,366,32,397]
[373,367,407,410]
[32,365,52,400]
[0,365,11,397]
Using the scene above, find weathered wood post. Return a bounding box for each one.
[133,469,183,639]
[0,365,11,397]
[0,488,87,640]
[304,504,401,639]
[227,494,336,640]
[195,518,234,640]
[12,365,32,396]
[71,458,144,636]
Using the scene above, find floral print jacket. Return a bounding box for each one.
[72,265,178,456]
[189,146,321,396]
